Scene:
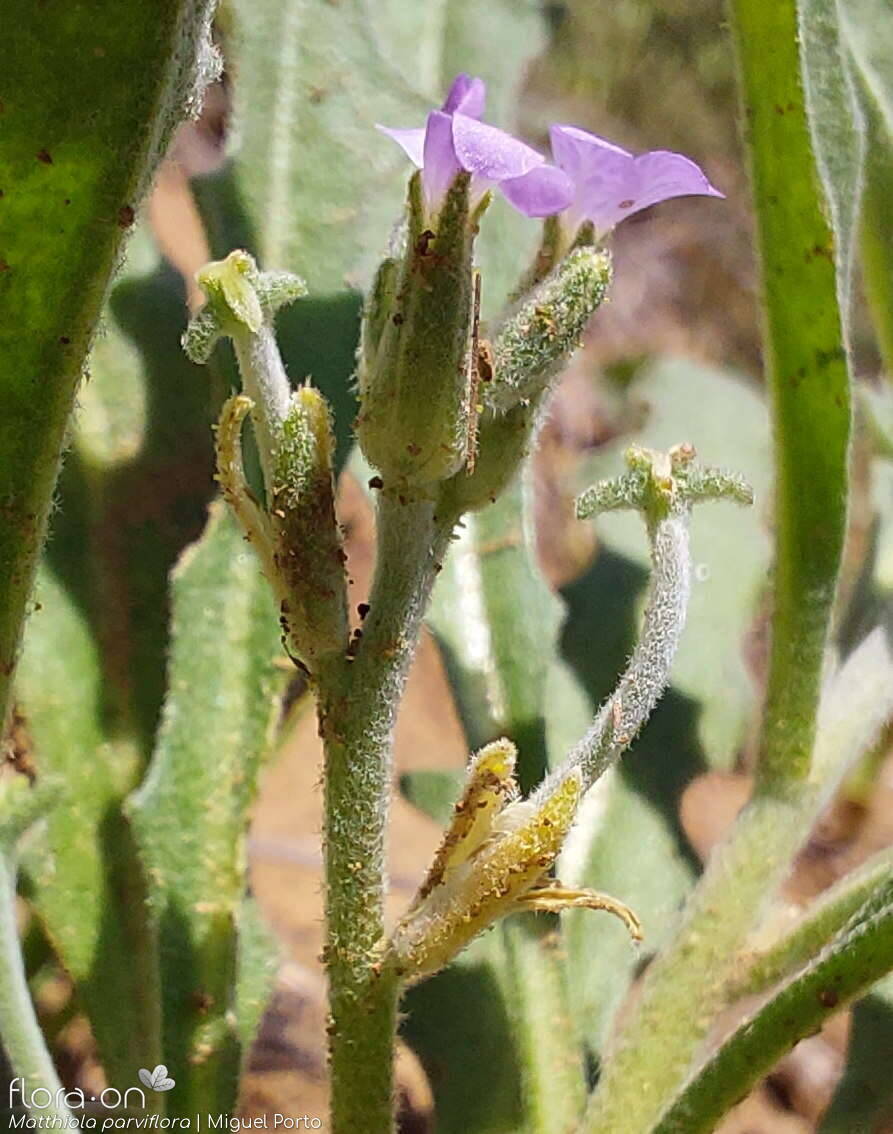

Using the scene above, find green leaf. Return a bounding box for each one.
[128,502,284,1117]
[559,768,696,1058]
[797,0,866,319]
[235,898,280,1061]
[654,880,893,1134]
[46,239,217,752]
[0,0,216,725]
[17,567,161,1089]
[428,473,567,791]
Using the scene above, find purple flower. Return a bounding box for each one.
[378,74,573,219]
[550,125,724,235]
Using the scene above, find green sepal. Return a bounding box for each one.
[486,247,612,415]
[357,172,478,487]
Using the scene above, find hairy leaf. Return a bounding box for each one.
[128,502,284,1116]
[17,568,161,1088]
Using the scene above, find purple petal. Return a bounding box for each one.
[376,124,425,168]
[550,124,724,232]
[629,150,725,213]
[451,113,545,182]
[442,73,486,119]
[500,165,575,218]
[422,111,461,207]
[550,124,630,183]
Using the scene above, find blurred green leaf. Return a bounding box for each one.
[46,234,216,752]
[398,769,463,827]
[17,567,161,1089]
[235,898,280,1062]
[798,0,866,318]
[401,935,524,1134]
[583,357,771,767]
[428,475,566,791]
[128,502,284,1116]
[820,973,893,1132]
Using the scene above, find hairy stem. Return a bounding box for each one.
[731,0,850,791]
[534,509,690,804]
[0,852,74,1127]
[319,493,456,1133]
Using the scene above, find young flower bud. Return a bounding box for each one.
[270,387,349,670]
[183,250,307,501]
[485,246,612,415]
[440,247,612,513]
[356,171,480,488]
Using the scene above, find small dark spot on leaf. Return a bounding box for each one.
[818,988,839,1009]
[368,476,383,490]
[59,336,70,345]
[36,149,53,165]
[392,312,404,326]
[406,442,422,457]
[117,204,135,228]
[0,259,9,272]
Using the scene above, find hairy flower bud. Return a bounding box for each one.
[441,247,612,513]
[357,172,480,488]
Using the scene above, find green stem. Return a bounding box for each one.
[653,883,893,1134]
[319,493,456,1133]
[0,851,74,1127]
[231,324,292,499]
[730,0,850,791]
[0,0,216,727]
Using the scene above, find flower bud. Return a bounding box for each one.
[270,387,349,669]
[440,247,611,513]
[356,171,482,488]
